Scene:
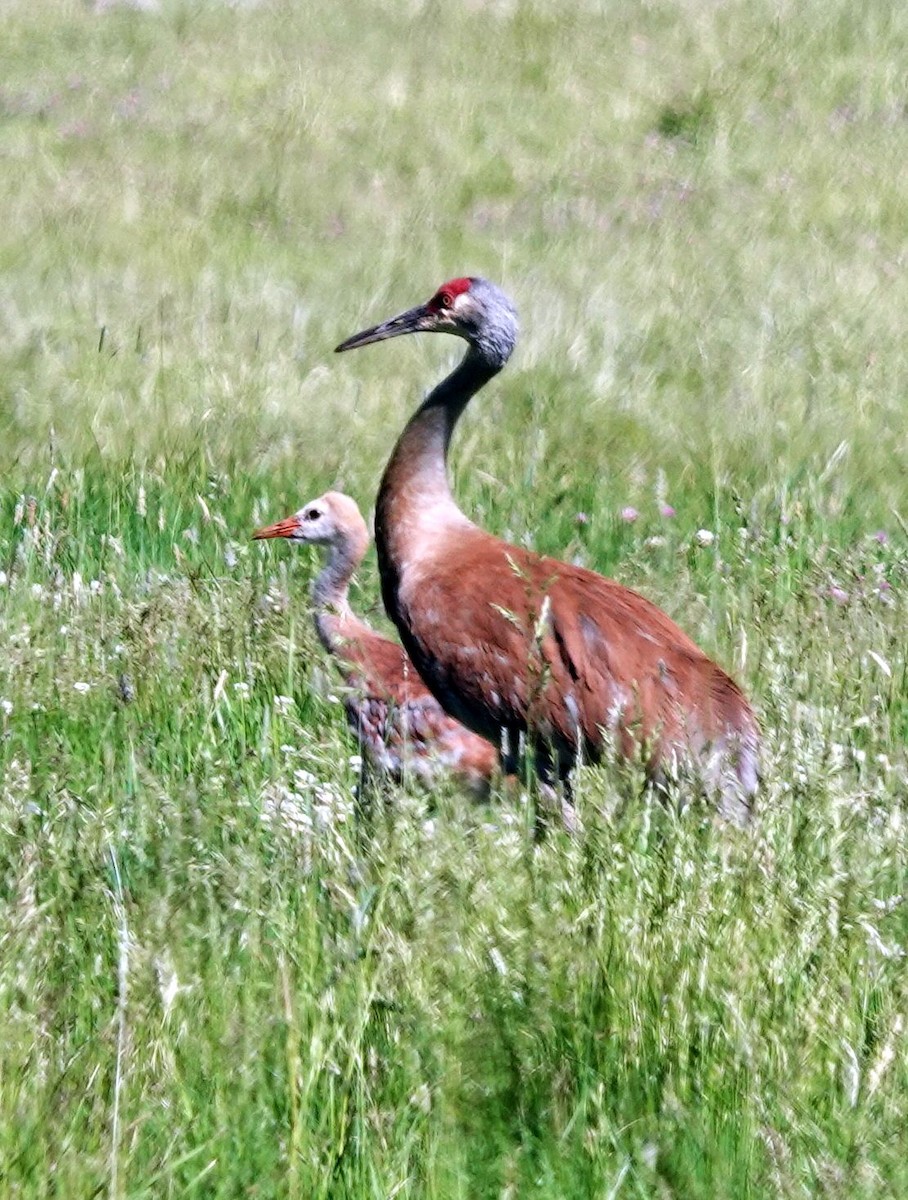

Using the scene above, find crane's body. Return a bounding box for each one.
[253,491,500,794]
[336,278,759,819]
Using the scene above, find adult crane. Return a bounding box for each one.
[335,277,759,823]
[253,491,501,795]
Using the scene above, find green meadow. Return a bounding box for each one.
[1,0,906,1194]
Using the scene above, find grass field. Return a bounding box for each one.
[1,0,907,1195]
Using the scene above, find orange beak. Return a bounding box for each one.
[251,514,300,541]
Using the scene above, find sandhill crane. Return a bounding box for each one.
[335,277,759,824]
[252,491,501,796]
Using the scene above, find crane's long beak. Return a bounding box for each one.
[334,303,431,352]
[252,514,299,540]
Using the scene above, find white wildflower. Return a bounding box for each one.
[695,529,715,547]
[232,682,250,697]
[841,1040,860,1108]
[73,681,91,694]
[261,784,311,838]
[868,1015,904,1096]
[489,947,508,977]
[0,570,8,587]
[1,698,12,717]
[273,695,294,715]
[859,919,905,960]
[313,780,348,826]
[316,781,342,807]
[103,533,125,559]
[156,953,189,1018]
[313,803,336,829]
[89,579,102,596]
[866,650,892,678]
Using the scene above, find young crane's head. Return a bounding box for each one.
[335,276,518,370]
[252,492,369,561]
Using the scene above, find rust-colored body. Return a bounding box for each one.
[336,278,759,819]
[253,492,500,794]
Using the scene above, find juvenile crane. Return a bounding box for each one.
[253,491,500,794]
[335,278,759,822]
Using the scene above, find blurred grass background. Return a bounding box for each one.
[1,0,906,1196]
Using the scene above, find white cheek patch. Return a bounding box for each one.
[452,293,474,320]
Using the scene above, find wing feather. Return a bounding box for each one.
[393,529,757,779]
[328,613,499,787]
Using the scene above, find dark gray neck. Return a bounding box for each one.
[378,348,500,509]
[373,346,502,630]
[311,543,357,651]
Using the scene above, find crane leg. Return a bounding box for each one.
[534,746,581,838]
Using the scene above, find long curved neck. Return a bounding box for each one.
[376,348,500,558]
[312,538,367,653]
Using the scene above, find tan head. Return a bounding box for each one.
[252,492,370,562]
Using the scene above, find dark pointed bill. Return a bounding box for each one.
[334,303,430,353]
[252,514,299,540]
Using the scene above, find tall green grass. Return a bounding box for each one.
[1,0,906,1195]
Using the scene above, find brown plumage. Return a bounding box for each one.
[252,491,500,794]
[335,277,760,821]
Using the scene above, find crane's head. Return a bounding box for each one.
[335,277,518,368]
[252,491,369,555]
